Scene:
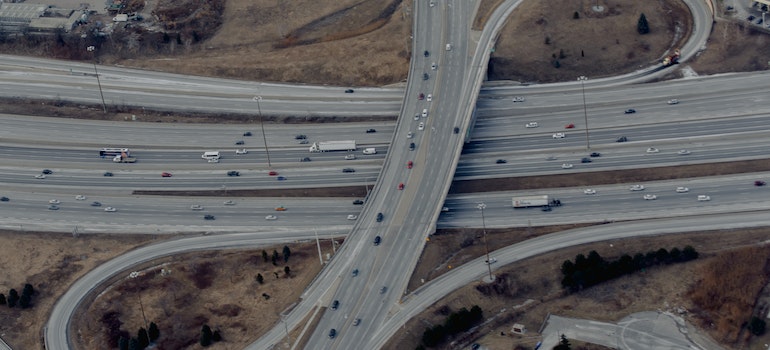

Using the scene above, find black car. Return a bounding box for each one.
[329,329,337,339]
[376,212,384,222]
[342,168,355,173]
[234,140,245,145]
[227,171,240,176]
[295,134,307,140]
[374,235,382,245]
[423,50,430,57]
[243,131,252,136]
[453,126,460,134]
[624,108,636,114]
[590,152,601,157]
[616,136,628,143]
[366,128,376,133]
[331,300,339,310]
[423,73,429,81]
[345,89,355,93]
[0,196,9,202]
[300,157,312,162]
[409,142,415,151]
[204,214,216,220]
[42,169,53,174]
[496,159,507,164]
[103,172,114,177]
[352,269,359,277]
[353,199,364,205]
[581,157,592,163]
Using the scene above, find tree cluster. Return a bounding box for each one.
[199,324,222,347]
[420,305,483,348]
[561,246,699,293]
[117,322,160,350]
[0,283,35,309]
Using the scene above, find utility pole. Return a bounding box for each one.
[87,46,107,113]
[254,96,272,168]
[578,76,590,150]
[477,203,494,282]
[314,227,323,265]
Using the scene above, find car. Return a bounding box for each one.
[235,149,248,154]
[277,176,286,181]
[331,300,339,310]
[353,199,364,205]
[409,142,415,151]
[748,15,756,21]
[41,169,54,175]
[275,206,287,211]
[418,122,425,131]
[353,318,361,326]
[295,134,307,140]
[398,183,405,190]
[677,149,691,155]
[104,206,117,212]
[191,204,204,210]
[352,269,359,277]
[541,206,552,212]
[616,136,628,143]
[423,50,429,57]
[268,171,278,176]
[300,157,312,162]
[407,161,413,169]
[441,207,450,212]
[227,171,240,176]
[667,99,679,105]
[161,172,172,177]
[34,174,46,179]
[423,73,429,80]
[624,109,636,114]
[429,0,435,7]
[265,215,277,220]
[347,214,357,220]
[414,114,420,120]
[297,139,309,144]
[561,163,573,169]
[676,187,690,193]
[453,126,460,134]
[329,329,337,339]
[431,62,437,70]
[697,195,711,201]
[512,96,525,102]
[472,344,481,350]
[484,258,497,264]
[525,122,539,128]
[376,212,383,222]
[630,185,645,191]
[103,172,113,177]
[418,93,424,100]
[374,235,382,245]
[234,140,244,145]
[0,197,9,202]
[366,128,376,133]
[75,195,87,200]
[207,158,220,163]
[204,214,215,220]
[345,154,356,160]
[48,205,60,210]
[643,194,657,200]
[379,286,387,294]
[496,159,507,164]
[90,201,102,207]
[584,189,596,195]
[590,152,601,157]
[581,157,592,163]
[49,199,60,204]
[223,200,236,205]
[758,18,764,25]
[421,108,428,117]
[565,123,575,129]
[755,180,767,187]
[552,133,565,139]
[344,89,354,93]
[427,94,433,102]
[342,168,355,173]
[646,147,660,153]
[243,131,252,136]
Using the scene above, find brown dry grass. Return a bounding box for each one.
[688,19,770,75]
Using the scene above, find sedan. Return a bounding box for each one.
[347,215,357,220]
[104,207,117,212]
[227,171,240,176]
[427,94,432,102]
[42,169,53,174]
[366,128,376,133]
[204,214,215,220]
[47,205,60,210]
[431,62,437,70]
[755,180,767,187]
[484,258,498,265]
[353,199,364,205]
[407,131,413,139]
[103,172,114,177]
[675,187,690,193]
[697,195,711,201]
[564,123,575,129]
[90,201,102,207]
[345,154,356,160]
[265,215,277,220]
[407,161,413,169]
[561,163,573,169]
[590,152,601,157]
[646,147,660,153]
[344,89,354,93]
[75,195,87,200]
[300,157,311,162]
[268,171,278,176]
[276,176,287,181]
[329,329,337,339]
[418,93,424,100]
[275,206,287,211]
[583,189,596,195]
[342,168,355,173]
[422,73,429,80]
[161,172,173,177]
[223,200,236,206]
[48,199,60,204]
[34,174,46,179]
[624,108,636,114]
[398,183,404,190]
[374,235,382,245]
[234,140,245,145]
[418,122,425,131]
[294,134,307,140]
[496,159,507,164]
[581,157,592,163]
[353,318,361,326]
[512,96,525,102]
[409,142,415,151]
[630,185,645,191]
[667,99,679,105]
[552,133,565,139]
[376,212,383,222]
[616,136,628,143]
[677,149,691,155]
[331,300,339,310]
[235,149,248,154]
[0,197,9,202]
[643,194,657,200]
[525,122,539,128]
[190,205,204,210]
[243,131,252,136]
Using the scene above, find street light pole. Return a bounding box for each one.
[254,96,272,168]
[578,76,590,150]
[477,203,494,282]
[86,46,107,113]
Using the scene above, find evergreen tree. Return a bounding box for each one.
[148,322,160,342]
[682,245,699,261]
[19,294,30,308]
[118,336,128,350]
[7,289,18,308]
[22,283,34,297]
[0,293,5,305]
[256,273,264,284]
[749,316,767,336]
[272,250,280,265]
[212,330,222,342]
[262,250,269,262]
[282,245,292,263]
[284,266,291,277]
[137,327,149,348]
[128,337,139,350]
[637,13,650,34]
[200,324,213,346]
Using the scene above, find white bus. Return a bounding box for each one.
[100,148,129,158]
[201,151,221,160]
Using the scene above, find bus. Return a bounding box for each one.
[100,148,130,158]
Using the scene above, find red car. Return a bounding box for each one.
[418,93,424,100]
[755,180,767,187]
[398,183,404,190]
[161,172,172,177]
[268,171,278,176]
[407,161,413,169]
[565,123,575,129]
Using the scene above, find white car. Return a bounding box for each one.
[677,149,691,155]
[207,158,220,163]
[421,109,428,118]
[347,215,358,220]
[675,187,689,193]
[552,132,565,139]
[427,94,432,102]
[345,154,356,160]
[75,195,87,200]
[561,163,573,169]
[190,204,204,210]
[35,174,46,179]
[646,147,660,153]
[697,195,711,201]
[429,0,435,7]
[643,194,657,200]
[265,215,278,220]
[418,122,425,131]
[512,96,525,103]
[413,114,420,120]
[525,122,539,128]
[484,258,497,264]
[630,185,645,191]
[235,149,248,155]
[667,99,679,105]
[223,200,236,205]
[407,132,413,139]
[48,199,60,204]
[104,206,117,212]
[431,63,437,70]
[441,207,450,212]
[583,189,596,195]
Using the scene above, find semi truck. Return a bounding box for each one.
[112,152,136,163]
[512,195,550,208]
[309,140,356,152]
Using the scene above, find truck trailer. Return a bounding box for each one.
[309,140,356,152]
[112,152,136,163]
[512,195,550,208]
